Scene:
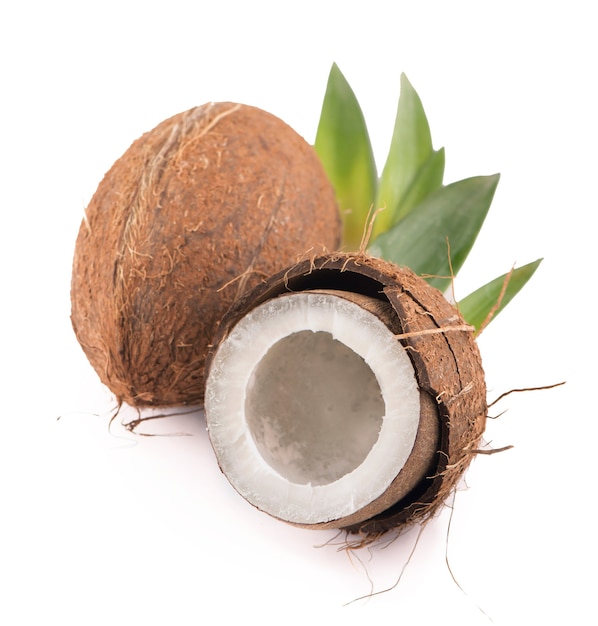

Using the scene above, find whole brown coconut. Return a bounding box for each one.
[71,103,341,407]
[204,253,487,541]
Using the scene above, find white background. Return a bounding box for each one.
[1,2,595,624]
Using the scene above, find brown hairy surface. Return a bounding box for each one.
[71,103,340,407]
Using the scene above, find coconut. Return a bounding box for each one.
[204,253,487,539]
[71,102,341,407]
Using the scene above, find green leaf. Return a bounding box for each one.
[372,73,437,237]
[398,147,445,220]
[315,63,378,250]
[369,174,500,292]
[458,259,542,332]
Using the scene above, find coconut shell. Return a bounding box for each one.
[71,103,341,407]
[205,252,487,538]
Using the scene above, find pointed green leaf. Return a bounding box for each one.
[369,174,500,292]
[372,73,436,237]
[315,63,378,250]
[458,259,542,332]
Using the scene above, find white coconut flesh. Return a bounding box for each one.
[205,291,422,525]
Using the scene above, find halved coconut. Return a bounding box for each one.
[204,253,487,537]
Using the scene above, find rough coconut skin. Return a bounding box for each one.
[71,103,341,407]
[205,253,488,540]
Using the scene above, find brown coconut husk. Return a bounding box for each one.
[71,102,341,407]
[205,252,487,540]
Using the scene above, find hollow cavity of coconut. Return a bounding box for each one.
[204,254,487,537]
[71,102,340,407]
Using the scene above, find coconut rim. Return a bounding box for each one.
[205,290,422,525]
